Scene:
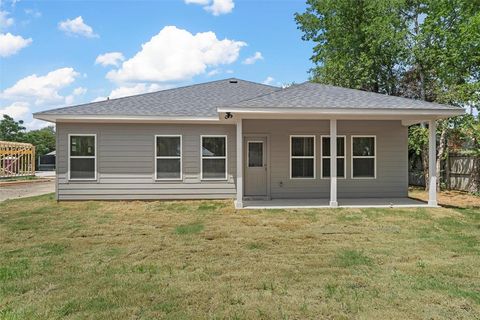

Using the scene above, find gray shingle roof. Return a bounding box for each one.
[228,82,461,110]
[34,78,278,118]
[35,79,462,121]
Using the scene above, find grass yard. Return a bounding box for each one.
[0,192,479,319]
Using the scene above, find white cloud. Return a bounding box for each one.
[262,76,274,85]
[0,32,32,57]
[185,0,234,15]
[106,26,245,83]
[73,87,87,96]
[65,87,87,105]
[0,10,13,29]
[91,96,107,103]
[205,0,234,16]
[58,16,98,38]
[0,101,29,119]
[1,67,80,105]
[207,69,220,77]
[243,51,263,65]
[95,52,125,67]
[92,83,169,102]
[109,83,165,99]
[25,118,49,130]
[24,8,41,18]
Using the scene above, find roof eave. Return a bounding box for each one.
[33,113,222,123]
[217,107,465,118]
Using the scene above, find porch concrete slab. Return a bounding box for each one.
[242,197,429,209]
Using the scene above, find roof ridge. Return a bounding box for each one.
[34,78,277,115]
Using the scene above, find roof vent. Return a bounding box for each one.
[229,79,238,83]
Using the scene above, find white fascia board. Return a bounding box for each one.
[33,114,222,124]
[217,107,465,117]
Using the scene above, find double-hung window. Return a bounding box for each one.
[290,135,315,179]
[69,134,96,180]
[156,135,182,180]
[201,135,227,180]
[321,135,346,178]
[351,136,376,179]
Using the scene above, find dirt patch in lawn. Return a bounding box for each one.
[409,187,480,208]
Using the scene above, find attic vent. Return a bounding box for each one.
[229,79,238,83]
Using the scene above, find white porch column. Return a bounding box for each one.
[330,119,338,207]
[235,118,243,209]
[428,120,438,206]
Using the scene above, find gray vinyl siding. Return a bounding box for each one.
[56,120,407,200]
[56,123,236,200]
[243,120,408,199]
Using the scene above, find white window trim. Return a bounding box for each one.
[68,133,97,181]
[155,135,182,181]
[200,135,228,181]
[351,135,377,179]
[289,135,316,179]
[320,135,346,179]
[247,140,264,168]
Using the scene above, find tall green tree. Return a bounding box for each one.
[295,0,409,94]
[296,0,480,192]
[23,126,56,157]
[0,114,26,141]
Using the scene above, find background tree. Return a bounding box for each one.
[23,126,56,157]
[296,0,480,192]
[0,114,56,157]
[0,115,26,142]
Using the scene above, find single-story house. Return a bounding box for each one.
[33,78,464,208]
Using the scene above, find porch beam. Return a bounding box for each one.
[330,119,338,207]
[428,120,438,206]
[235,118,243,209]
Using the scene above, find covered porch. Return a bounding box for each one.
[233,117,440,209]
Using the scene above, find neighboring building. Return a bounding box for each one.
[34,78,463,208]
[38,150,56,171]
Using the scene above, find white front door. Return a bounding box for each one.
[244,137,267,198]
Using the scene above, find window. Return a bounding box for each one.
[321,136,346,178]
[156,135,182,180]
[248,141,263,167]
[69,134,96,180]
[201,136,227,180]
[351,136,376,178]
[290,135,315,179]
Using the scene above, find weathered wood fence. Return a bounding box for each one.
[0,141,36,178]
[409,152,479,192]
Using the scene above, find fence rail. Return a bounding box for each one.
[0,141,35,178]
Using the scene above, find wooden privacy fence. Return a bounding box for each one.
[0,141,35,178]
[409,152,479,192]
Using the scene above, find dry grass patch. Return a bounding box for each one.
[0,194,479,319]
[409,187,480,208]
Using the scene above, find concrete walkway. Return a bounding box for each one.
[242,197,430,209]
[0,180,55,202]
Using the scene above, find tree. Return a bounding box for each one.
[296,0,480,192]
[295,0,409,94]
[0,114,56,157]
[0,114,26,141]
[23,126,56,157]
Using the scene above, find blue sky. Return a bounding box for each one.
[0,0,313,129]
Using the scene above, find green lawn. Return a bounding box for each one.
[0,194,479,319]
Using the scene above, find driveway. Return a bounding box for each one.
[0,180,55,202]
